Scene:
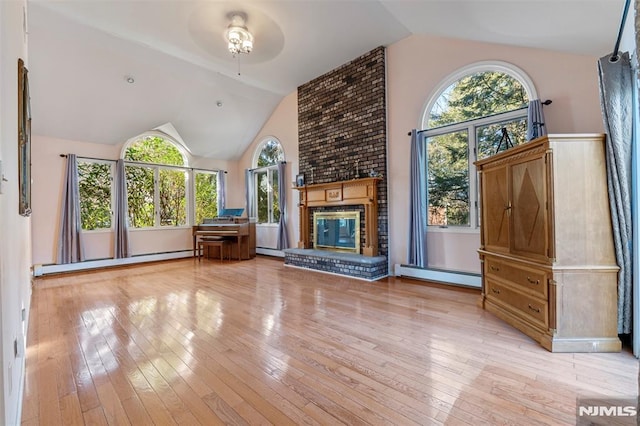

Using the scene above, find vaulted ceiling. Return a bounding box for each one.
[28,1,626,160]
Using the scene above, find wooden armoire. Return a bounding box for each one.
[476,133,621,352]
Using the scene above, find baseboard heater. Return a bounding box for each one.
[33,250,193,277]
[394,264,481,288]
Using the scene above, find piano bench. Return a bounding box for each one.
[199,239,231,262]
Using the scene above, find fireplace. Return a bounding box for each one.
[288,178,386,279]
[313,211,360,254]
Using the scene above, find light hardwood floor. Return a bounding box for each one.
[22,256,638,425]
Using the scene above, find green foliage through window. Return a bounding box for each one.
[78,161,112,230]
[195,172,218,224]
[76,134,225,231]
[124,136,185,166]
[125,165,154,228]
[257,139,284,167]
[429,71,527,128]
[123,136,187,228]
[426,70,529,227]
[255,139,284,224]
[427,131,469,226]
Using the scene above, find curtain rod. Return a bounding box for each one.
[59,154,227,173]
[610,0,631,63]
[248,160,287,172]
[407,100,552,136]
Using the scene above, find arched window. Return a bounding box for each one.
[253,138,284,224]
[123,134,190,228]
[422,61,536,229]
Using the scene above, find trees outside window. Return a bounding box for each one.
[124,135,188,228]
[125,165,154,228]
[424,68,530,228]
[194,171,218,224]
[254,139,284,224]
[77,134,222,231]
[78,160,113,230]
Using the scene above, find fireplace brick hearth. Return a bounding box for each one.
[284,248,387,281]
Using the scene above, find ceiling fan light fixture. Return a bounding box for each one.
[224,13,253,56]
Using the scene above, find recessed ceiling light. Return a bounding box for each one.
[125,76,135,84]
[216,101,223,107]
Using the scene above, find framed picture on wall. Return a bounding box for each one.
[18,58,32,217]
[296,173,305,187]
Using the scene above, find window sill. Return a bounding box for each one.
[129,226,191,231]
[427,226,479,235]
[81,228,113,234]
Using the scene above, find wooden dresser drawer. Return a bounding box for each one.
[485,257,547,298]
[486,279,548,328]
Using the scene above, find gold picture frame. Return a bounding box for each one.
[18,58,31,217]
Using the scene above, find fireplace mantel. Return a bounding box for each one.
[294,177,381,256]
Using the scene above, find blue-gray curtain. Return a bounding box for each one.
[598,52,633,334]
[408,129,427,268]
[114,159,130,258]
[217,170,226,215]
[57,154,85,264]
[276,162,290,250]
[526,99,548,141]
[245,169,255,218]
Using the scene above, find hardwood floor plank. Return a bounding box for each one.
[94,380,131,426]
[22,257,638,426]
[119,394,154,425]
[59,392,85,426]
[81,406,108,426]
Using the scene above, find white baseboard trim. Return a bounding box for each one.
[256,247,285,258]
[33,251,193,277]
[394,264,481,288]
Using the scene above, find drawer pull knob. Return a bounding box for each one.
[491,288,500,294]
[490,265,500,272]
[526,276,540,285]
[528,304,541,313]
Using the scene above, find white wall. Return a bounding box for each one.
[31,135,235,265]
[0,1,31,424]
[386,35,605,273]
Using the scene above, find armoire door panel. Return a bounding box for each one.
[510,156,547,259]
[481,166,509,252]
